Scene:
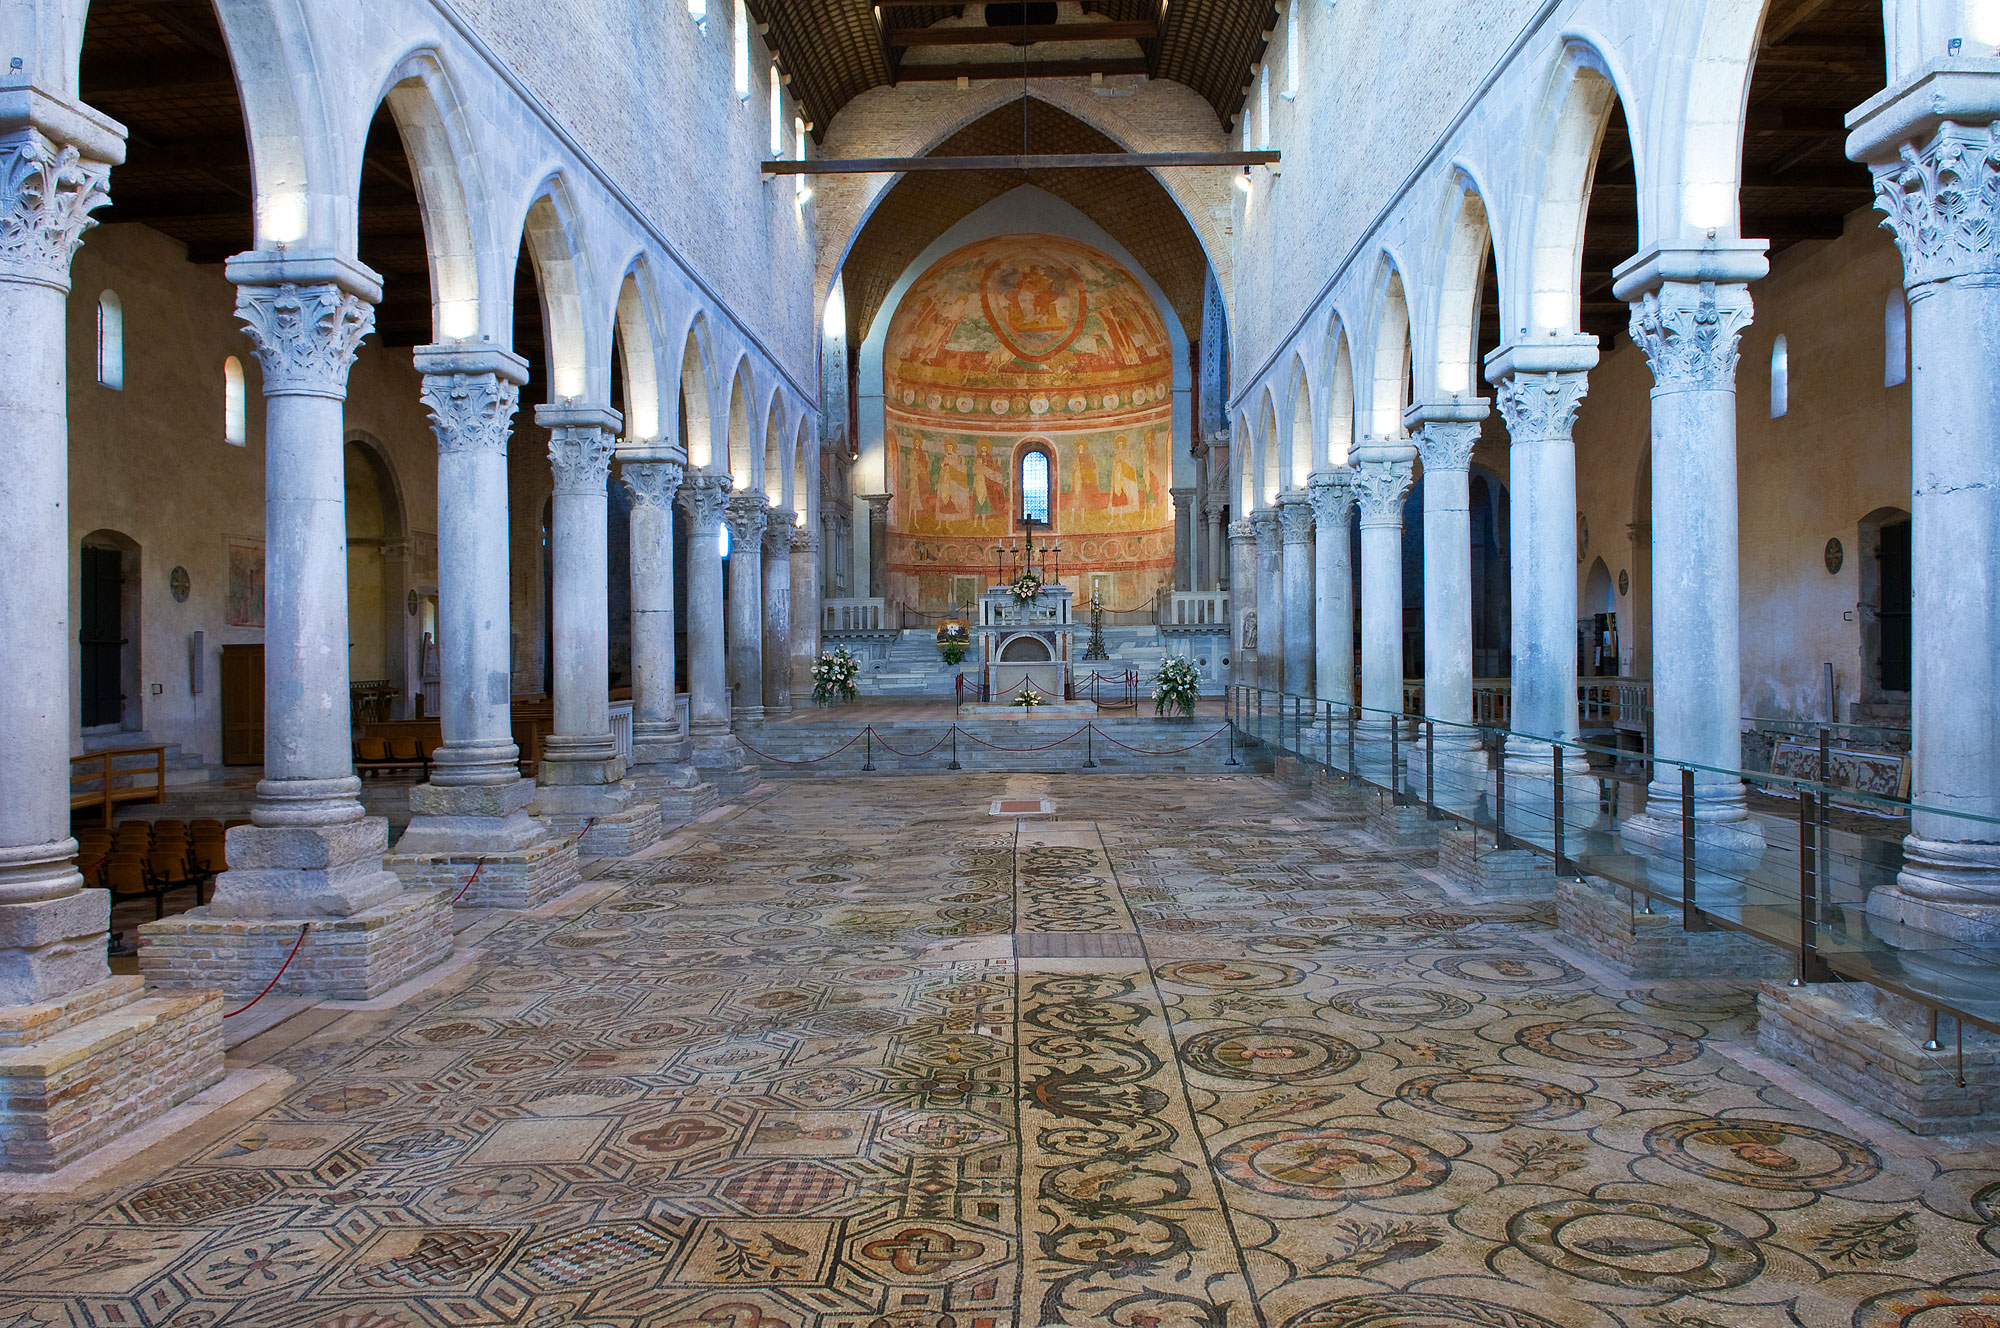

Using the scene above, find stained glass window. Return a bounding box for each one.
[1020,449,1051,525]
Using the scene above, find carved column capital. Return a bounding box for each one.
[679,471,733,534]
[1170,485,1196,508]
[1248,507,1282,555]
[547,422,617,496]
[793,523,821,554]
[235,282,374,399]
[619,457,685,509]
[1412,420,1481,473]
[1277,493,1316,545]
[422,372,520,455]
[764,513,798,555]
[1350,458,1415,526]
[1307,469,1354,531]
[1628,280,1755,391]
[725,491,769,546]
[1494,370,1590,443]
[1875,119,2000,289]
[0,127,113,290]
[1227,519,1257,547]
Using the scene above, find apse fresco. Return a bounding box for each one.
[884,233,1175,612]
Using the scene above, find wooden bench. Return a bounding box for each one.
[69,747,167,825]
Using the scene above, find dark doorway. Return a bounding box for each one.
[1875,517,1911,693]
[80,544,125,728]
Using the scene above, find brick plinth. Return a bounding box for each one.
[648,781,720,824]
[1555,874,1787,979]
[1758,981,2000,1135]
[139,891,452,1001]
[0,976,224,1173]
[386,839,580,910]
[1364,797,1439,862]
[539,803,662,858]
[1437,825,1552,896]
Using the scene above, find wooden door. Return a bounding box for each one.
[80,544,124,727]
[220,644,264,765]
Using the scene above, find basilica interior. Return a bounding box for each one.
[3,0,2000,1324]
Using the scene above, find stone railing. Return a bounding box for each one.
[610,700,634,760]
[824,597,896,632]
[1160,590,1229,627]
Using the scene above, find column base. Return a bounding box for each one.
[0,887,112,1007]
[0,975,224,1173]
[1499,751,1600,858]
[139,889,451,1001]
[204,818,406,920]
[1555,874,1787,979]
[733,704,768,724]
[1878,836,2000,944]
[1758,980,2000,1135]
[691,728,761,797]
[1436,825,1552,897]
[387,778,582,908]
[1620,809,1768,916]
[530,779,663,859]
[1404,740,1489,820]
[536,734,627,787]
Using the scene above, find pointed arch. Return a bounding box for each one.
[374,50,484,341]
[1435,178,1494,399]
[794,416,814,519]
[1524,43,1633,337]
[763,393,787,508]
[1258,389,1280,508]
[614,264,663,441]
[518,178,592,401]
[1323,317,1355,468]
[1235,411,1256,514]
[725,362,755,488]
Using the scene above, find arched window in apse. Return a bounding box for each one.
[1283,2,1300,99]
[1020,447,1052,525]
[733,0,751,99]
[223,356,246,445]
[1884,293,1908,388]
[1770,335,1789,419]
[96,291,123,390]
[769,63,783,154]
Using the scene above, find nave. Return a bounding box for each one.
[5,773,1996,1327]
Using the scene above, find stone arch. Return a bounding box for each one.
[1323,317,1355,469]
[1434,178,1494,399]
[372,49,484,340]
[725,362,755,489]
[1523,41,1639,337]
[1258,391,1280,508]
[793,416,813,518]
[1367,260,1413,438]
[676,314,719,470]
[1235,411,1256,514]
[210,0,340,247]
[763,394,787,508]
[1287,356,1313,492]
[614,264,663,441]
[516,179,592,401]
[1658,0,1771,236]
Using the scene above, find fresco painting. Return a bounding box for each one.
[883,234,1176,612]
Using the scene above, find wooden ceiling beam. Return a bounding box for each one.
[1761,0,1842,46]
[886,21,1156,45]
[891,56,1149,80]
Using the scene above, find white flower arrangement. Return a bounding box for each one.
[1013,686,1045,708]
[1008,570,1044,603]
[812,646,860,705]
[1152,656,1201,718]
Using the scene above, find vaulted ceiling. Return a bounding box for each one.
[752,0,1281,140]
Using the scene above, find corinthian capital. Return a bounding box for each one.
[1413,420,1481,473]
[792,523,820,554]
[235,282,374,399]
[1351,458,1414,523]
[764,513,798,554]
[1307,469,1353,531]
[725,491,768,545]
[1227,519,1256,546]
[1248,506,1282,549]
[1628,280,1754,391]
[547,424,617,495]
[0,128,112,289]
[422,372,519,455]
[1494,371,1589,443]
[619,458,685,509]
[1277,494,1315,546]
[680,472,732,534]
[1875,120,2000,288]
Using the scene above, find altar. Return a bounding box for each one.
[975,581,1075,702]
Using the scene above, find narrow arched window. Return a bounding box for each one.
[1019,447,1052,526]
[733,0,751,99]
[1283,1,1301,100]
[1769,335,1789,419]
[96,291,123,390]
[687,0,706,18]
[1257,65,1272,148]
[1885,293,1908,388]
[769,63,783,155]
[223,356,246,445]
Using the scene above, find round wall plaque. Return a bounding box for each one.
[168,566,190,602]
[408,590,421,615]
[1617,569,1629,597]
[1824,538,1845,574]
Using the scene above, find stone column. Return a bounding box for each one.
[148,252,451,1001]
[389,349,577,905]
[861,493,890,599]
[1227,520,1257,686]
[682,474,747,787]
[529,404,659,857]
[1171,486,1196,592]
[1611,259,1767,885]
[1250,507,1283,691]
[1277,491,1315,695]
[1856,106,2000,940]
[619,447,710,820]
[725,494,768,723]
[1190,448,1211,591]
[762,512,793,712]
[1207,471,1231,591]
[791,523,822,696]
[1351,438,1415,742]
[376,538,413,718]
[1308,469,1355,710]
[1410,404,1487,754]
[1488,343,1598,844]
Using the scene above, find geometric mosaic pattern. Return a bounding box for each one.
[3,772,1998,1328]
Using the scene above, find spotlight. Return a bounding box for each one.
[1234,166,1253,193]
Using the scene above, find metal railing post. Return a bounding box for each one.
[1817,725,1833,921]
[1494,749,1509,851]
[1323,700,1333,770]
[1390,718,1403,806]
[862,728,875,772]
[1795,785,1832,983]
[1256,688,1264,741]
[1551,742,1567,878]
[1226,713,1239,766]
[948,726,961,771]
[1425,720,1437,821]
[1679,765,1700,927]
[1345,706,1356,783]
[1084,723,1097,769]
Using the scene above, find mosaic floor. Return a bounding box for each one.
[5,772,1999,1328]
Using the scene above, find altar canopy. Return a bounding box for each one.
[883,234,1177,615]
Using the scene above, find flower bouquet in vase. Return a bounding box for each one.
[812,646,860,705]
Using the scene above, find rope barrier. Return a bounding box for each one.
[222,923,311,1018]
[868,728,953,759]
[954,724,1093,753]
[1092,725,1230,756]
[733,729,867,766]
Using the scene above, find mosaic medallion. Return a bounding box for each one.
[1282,1293,1564,1328]
[1156,959,1304,990]
[1507,1197,1763,1291]
[1854,1286,2000,1327]
[1179,1026,1361,1082]
[1514,1018,1701,1068]
[1216,1126,1450,1201]
[1396,1072,1586,1124]
[1643,1117,1882,1192]
[1434,954,1583,985]
[1328,987,1475,1022]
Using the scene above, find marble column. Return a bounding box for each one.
[1410,404,1487,747]
[762,513,793,712]
[376,538,413,718]
[1250,507,1283,691]
[1190,448,1211,591]
[0,100,118,1006]
[1611,259,1767,883]
[680,474,736,772]
[1856,107,2000,940]
[725,493,768,722]
[1488,342,1598,844]
[1308,469,1356,711]
[1351,438,1415,742]
[394,349,565,873]
[1171,487,1196,592]
[534,405,623,783]
[791,523,822,697]
[619,447,699,790]
[861,493,890,599]
[1278,491,1315,695]
[1227,520,1257,687]
[1207,471,1231,591]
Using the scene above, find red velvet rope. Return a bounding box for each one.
[868,729,953,759]
[1092,726,1229,756]
[954,724,1093,753]
[222,923,311,1018]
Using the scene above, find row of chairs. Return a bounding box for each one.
[77,818,245,919]
[355,736,433,778]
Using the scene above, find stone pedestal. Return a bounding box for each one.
[1436,825,1552,897]
[1250,508,1282,692]
[387,779,580,909]
[1554,874,1786,978]
[621,450,712,819]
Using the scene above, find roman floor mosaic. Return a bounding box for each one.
[3,772,1998,1327]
